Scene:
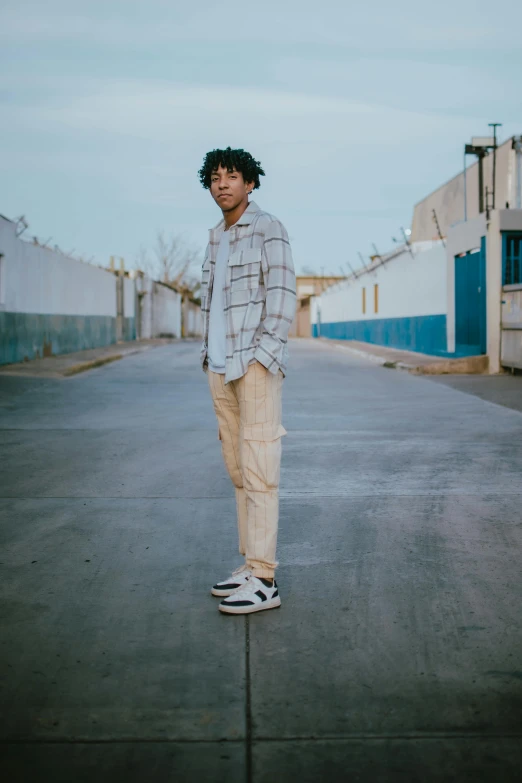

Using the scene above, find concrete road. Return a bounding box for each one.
[428,371,522,414]
[1,339,521,782]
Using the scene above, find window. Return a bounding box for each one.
[503,233,522,286]
[362,287,366,314]
[374,283,379,314]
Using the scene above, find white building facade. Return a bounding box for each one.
[0,215,203,366]
[0,215,131,365]
[313,134,522,371]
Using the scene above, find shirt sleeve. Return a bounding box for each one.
[254,218,297,373]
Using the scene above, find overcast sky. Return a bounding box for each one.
[1,0,521,276]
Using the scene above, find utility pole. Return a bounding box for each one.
[488,123,502,210]
[513,135,522,209]
[465,142,489,214]
[465,127,502,215]
[485,186,492,220]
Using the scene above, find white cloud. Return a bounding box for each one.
[1,0,521,51]
[1,0,521,272]
[4,79,461,146]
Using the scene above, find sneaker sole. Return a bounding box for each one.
[219,596,282,615]
[211,586,242,597]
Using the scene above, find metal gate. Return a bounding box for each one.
[501,232,522,369]
[454,237,487,355]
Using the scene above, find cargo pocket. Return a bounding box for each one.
[241,423,286,490]
[243,423,287,441]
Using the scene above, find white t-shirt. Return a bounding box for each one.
[207,230,230,374]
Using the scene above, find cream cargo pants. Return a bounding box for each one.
[208,361,286,579]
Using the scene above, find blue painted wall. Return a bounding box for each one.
[312,314,451,356]
[0,312,123,365]
[121,317,136,342]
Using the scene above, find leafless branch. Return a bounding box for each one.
[134,232,202,293]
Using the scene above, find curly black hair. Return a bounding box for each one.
[198,146,265,190]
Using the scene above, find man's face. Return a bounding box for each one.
[210,166,252,212]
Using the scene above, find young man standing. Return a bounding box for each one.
[198,147,296,615]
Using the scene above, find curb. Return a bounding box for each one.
[0,342,164,379]
[318,339,488,375]
[62,354,124,377]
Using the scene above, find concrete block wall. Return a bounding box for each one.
[312,241,450,355]
[122,276,136,341]
[137,277,182,339]
[184,300,203,338]
[0,216,125,364]
[152,281,181,338]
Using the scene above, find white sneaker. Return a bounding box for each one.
[219,575,281,614]
[211,565,252,597]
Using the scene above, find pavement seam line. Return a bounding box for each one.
[245,615,253,783]
[2,733,521,745]
[2,493,522,500]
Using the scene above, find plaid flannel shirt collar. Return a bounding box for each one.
[209,200,261,237]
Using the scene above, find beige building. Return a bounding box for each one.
[411,134,522,374]
[412,136,522,242]
[289,276,345,338]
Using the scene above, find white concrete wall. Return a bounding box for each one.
[137,276,182,338]
[123,276,135,319]
[486,210,504,374]
[137,276,152,339]
[185,300,203,337]
[312,241,446,325]
[153,282,181,338]
[0,216,116,316]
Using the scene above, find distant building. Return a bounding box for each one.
[289,275,345,338]
[312,134,522,373]
[0,216,202,366]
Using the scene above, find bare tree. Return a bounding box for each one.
[135,245,150,274]
[134,232,202,291]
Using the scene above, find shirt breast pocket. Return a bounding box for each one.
[228,248,262,291]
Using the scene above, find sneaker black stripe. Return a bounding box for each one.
[222,600,255,607]
[255,590,267,602]
[273,590,279,597]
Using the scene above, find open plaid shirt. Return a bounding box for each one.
[200,201,296,383]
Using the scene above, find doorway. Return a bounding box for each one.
[454,237,487,355]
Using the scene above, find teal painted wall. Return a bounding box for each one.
[313,314,450,356]
[454,240,487,355]
[0,312,123,365]
[121,317,136,342]
[312,313,482,358]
